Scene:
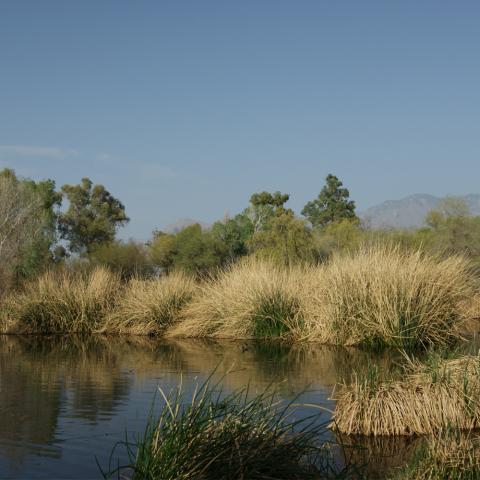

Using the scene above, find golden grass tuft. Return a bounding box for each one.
[331,353,480,436]
[1,267,120,333]
[301,245,474,347]
[103,271,196,335]
[395,433,480,479]
[167,257,306,339]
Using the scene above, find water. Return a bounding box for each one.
[0,335,409,479]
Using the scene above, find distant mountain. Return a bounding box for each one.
[360,194,480,229]
[163,218,211,234]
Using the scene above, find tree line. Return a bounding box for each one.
[2,166,480,292]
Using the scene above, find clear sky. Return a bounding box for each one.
[1,1,479,239]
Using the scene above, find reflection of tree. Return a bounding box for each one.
[0,335,137,467]
[0,336,63,467]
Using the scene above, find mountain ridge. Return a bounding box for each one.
[360,194,480,229]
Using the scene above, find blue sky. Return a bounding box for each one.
[1,1,479,239]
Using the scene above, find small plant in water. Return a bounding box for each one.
[101,374,363,479]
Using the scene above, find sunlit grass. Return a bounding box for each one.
[1,267,120,333]
[301,245,475,348]
[331,351,480,436]
[103,271,196,335]
[168,257,306,339]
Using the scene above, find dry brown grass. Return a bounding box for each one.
[103,271,196,335]
[394,433,480,479]
[167,257,306,339]
[1,267,120,333]
[331,353,480,436]
[301,245,475,347]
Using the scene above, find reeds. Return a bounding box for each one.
[301,245,474,347]
[331,352,480,436]
[103,272,196,335]
[171,246,475,347]
[168,257,306,339]
[0,245,476,346]
[394,432,480,480]
[1,267,120,333]
[102,377,361,480]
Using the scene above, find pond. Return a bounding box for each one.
[0,335,418,479]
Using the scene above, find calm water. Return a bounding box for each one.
[0,335,414,479]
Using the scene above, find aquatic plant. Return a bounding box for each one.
[168,257,305,339]
[1,267,120,333]
[331,352,480,436]
[103,271,196,335]
[102,377,363,480]
[393,431,480,480]
[301,245,474,347]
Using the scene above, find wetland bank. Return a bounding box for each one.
[1,245,480,478]
[3,170,480,478]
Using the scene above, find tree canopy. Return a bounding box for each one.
[302,174,357,229]
[58,177,129,254]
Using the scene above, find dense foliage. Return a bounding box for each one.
[2,167,480,291]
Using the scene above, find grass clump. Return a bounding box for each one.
[1,267,120,334]
[331,352,480,436]
[302,245,474,348]
[394,432,480,480]
[102,377,362,480]
[168,257,304,339]
[103,272,196,335]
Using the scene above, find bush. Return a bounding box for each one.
[89,240,154,279]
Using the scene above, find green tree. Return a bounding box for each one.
[18,177,62,278]
[302,174,357,229]
[211,213,254,260]
[426,197,470,229]
[0,169,62,288]
[58,178,129,254]
[248,211,316,265]
[245,191,291,232]
[150,224,228,274]
[424,198,480,261]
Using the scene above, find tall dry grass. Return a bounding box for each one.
[331,353,480,436]
[170,246,475,347]
[167,257,306,339]
[301,245,475,347]
[1,267,120,333]
[394,432,480,479]
[103,271,196,335]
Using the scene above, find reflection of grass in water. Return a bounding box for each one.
[393,431,480,480]
[102,376,364,480]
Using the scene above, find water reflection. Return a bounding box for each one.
[0,335,404,478]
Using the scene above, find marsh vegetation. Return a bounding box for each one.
[3,168,480,478]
